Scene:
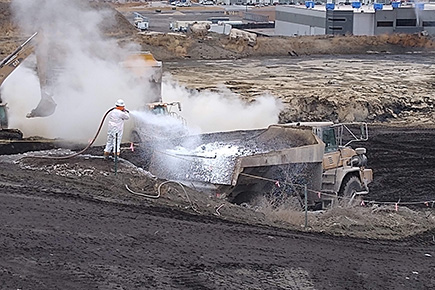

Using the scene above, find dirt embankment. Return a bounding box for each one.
[1,154,433,290]
[1,2,435,61]
[132,28,435,61]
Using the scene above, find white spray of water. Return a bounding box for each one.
[162,76,283,133]
[127,109,196,141]
[150,76,284,183]
[2,0,154,143]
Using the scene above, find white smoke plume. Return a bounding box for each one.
[162,77,283,133]
[2,0,283,145]
[3,0,153,143]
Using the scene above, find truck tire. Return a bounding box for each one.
[339,175,362,198]
[232,191,263,208]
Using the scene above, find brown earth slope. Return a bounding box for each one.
[1,2,435,61]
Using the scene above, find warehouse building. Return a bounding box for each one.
[275,2,435,36]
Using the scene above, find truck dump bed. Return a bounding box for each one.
[149,125,325,200]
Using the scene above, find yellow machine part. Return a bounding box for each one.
[322,147,356,170]
[122,52,161,76]
[121,52,163,102]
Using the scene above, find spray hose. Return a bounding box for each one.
[17,108,203,215]
[20,107,115,160]
[125,180,201,214]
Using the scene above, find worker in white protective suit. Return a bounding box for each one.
[103,99,130,160]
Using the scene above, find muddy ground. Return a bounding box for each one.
[1,1,435,289]
[164,54,435,124]
[1,124,435,289]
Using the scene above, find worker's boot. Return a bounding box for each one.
[103,151,110,160]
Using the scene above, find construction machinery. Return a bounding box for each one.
[146,122,372,209]
[0,33,164,154]
[121,52,162,103]
[0,32,57,140]
[121,52,189,143]
[146,101,185,125]
[311,122,371,198]
[130,101,188,143]
[121,52,185,143]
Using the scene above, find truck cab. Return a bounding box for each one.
[300,122,373,203]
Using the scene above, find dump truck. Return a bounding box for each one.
[120,53,187,144]
[146,122,372,208]
[121,52,163,103]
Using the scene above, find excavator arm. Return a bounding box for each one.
[0,32,57,129]
[0,32,37,88]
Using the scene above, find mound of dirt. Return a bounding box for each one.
[132,30,435,61]
[90,2,137,38]
[1,2,434,61]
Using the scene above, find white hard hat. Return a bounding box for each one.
[115,99,125,107]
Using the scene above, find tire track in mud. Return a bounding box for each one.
[167,265,315,290]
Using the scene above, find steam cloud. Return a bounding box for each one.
[3,0,149,143]
[162,78,283,134]
[2,0,283,144]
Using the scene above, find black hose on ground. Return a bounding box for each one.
[20,107,115,160]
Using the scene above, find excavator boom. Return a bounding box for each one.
[0,32,38,88]
[0,32,57,129]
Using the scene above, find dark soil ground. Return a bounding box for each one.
[0,124,434,290]
[361,124,435,204]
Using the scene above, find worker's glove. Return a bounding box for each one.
[124,109,129,113]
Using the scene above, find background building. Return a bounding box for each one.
[275,2,435,36]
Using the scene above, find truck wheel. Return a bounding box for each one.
[232,191,262,208]
[339,175,363,206]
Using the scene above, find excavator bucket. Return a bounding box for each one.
[26,90,56,118]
